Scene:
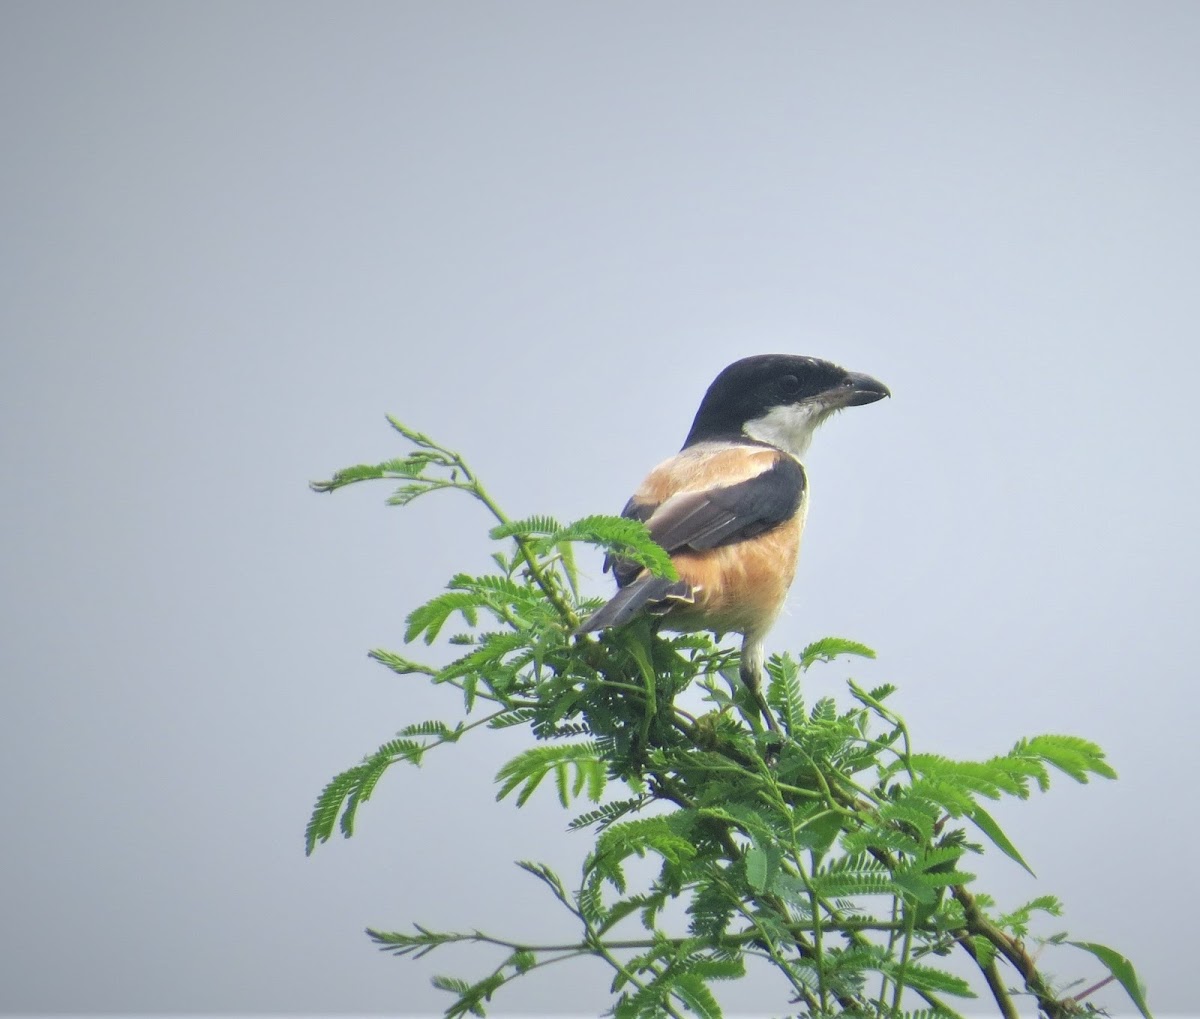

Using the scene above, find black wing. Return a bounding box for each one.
[611,455,805,587]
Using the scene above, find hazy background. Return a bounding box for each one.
[3,2,1198,1014]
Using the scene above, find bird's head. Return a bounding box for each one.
[682,354,890,458]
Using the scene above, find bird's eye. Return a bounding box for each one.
[778,374,799,394]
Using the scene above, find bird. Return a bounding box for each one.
[575,354,889,730]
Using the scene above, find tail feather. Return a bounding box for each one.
[575,575,694,634]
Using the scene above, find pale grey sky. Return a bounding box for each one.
[3,2,1198,1015]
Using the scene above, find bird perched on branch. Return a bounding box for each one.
[576,354,889,729]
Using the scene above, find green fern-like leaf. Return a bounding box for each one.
[885,961,977,998]
[375,455,438,478]
[448,571,537,603]
[371,736,426,764]
[515,860,570,906]
[488,515,565,540]
[840,825,923,859]
[310,450,451,495]
[592,894,649,935]
[305,764,369,855]
[1013,734,1118,784]
[367,924,457,957]
[495,742,606,807]
[436,969,506,1019]
[810,853,900,899]
[384,415,435,446]
[615,980,669,1019]
[306,733,431,854]
[430,974,473,994]
[568,797,644,832]
[904,777,983,816]
[487,708,537,729]
[405,591,483,644]
[551,514,678,580]
[907,754,1030,800]
[398,719,460,740]
[997,894,1063,937]
[309,463,386,490]
[367,648,437,677]
[688,954,746,982]
[338,737,425,837]
[800,636,876,670]
[876,798,939,842]
[809,696,837,724]
[812,870,903,900]
[688,879,738,941]
[436,631,529,684]
[508,949,535,974]
[338,759,389,838]
[532,720,591,740]
[386,482,437,506]
[893,848,976,900]
[590,817,698,893]
[672,972,724,1019]
[766,652,804,732]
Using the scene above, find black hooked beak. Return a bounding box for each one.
[837,371,891,407]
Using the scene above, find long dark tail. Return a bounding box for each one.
[575,575,694,635]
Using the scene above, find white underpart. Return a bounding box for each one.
[742,400,837,459]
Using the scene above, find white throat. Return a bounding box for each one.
[742,402,834,459]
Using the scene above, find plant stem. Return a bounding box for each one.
[953,885,1071,1019]
[457,462,579,627]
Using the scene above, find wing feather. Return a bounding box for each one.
[645,454,805,553]
[608,451,805,588]
[581,447,805,634]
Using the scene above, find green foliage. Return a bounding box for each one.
[799,636,877,670]
[1068,941,1152,1019]
[491,513,678,581]
[495,741,607,807]
[309,422,1153,1019]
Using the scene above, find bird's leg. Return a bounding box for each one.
[739,635,779,733]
